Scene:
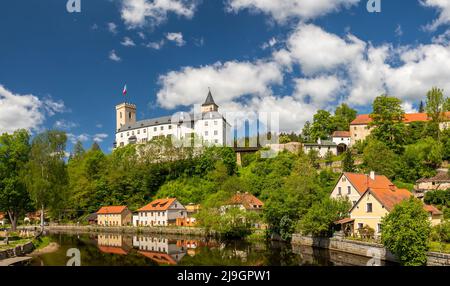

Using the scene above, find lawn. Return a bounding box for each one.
[429,241,450,253]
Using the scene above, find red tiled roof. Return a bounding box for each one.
[344,172,395,196]
[229,193,264,210]
[96,206,128,215]
[369,188,412,211]
[138,198,178,212]
[334,218,354,225]
[138,251,177,265]
[350,112,450,125]
[332,131,351,138]
[417,171,450,183]
[98,246,128,255]
[424,205,443,216]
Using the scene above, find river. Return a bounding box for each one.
[29,231,396,266]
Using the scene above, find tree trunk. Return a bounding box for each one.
[40,204,45,231]
[7,210,17,232]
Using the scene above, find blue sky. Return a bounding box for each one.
[1,0,450,153]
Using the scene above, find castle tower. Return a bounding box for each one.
[201,90,219,113]
[116,102,136,131]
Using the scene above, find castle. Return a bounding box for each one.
[114,91,232,148]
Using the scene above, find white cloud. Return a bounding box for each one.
[166,32,186,46]
[107,22,118,34]
[0,85,65,134]
[54,120,78,130]
[121,0,198,28]
[109,50,122,61]
[281,24,365,75]
[93,133,108,143]
[121,37,136,46]
[294,75,344,106]
[146,39,165,49]
[421,0,450,31]
[138,31,146,39]
[261,37,277,50]
[226,0,360,23]
[156,60,283,109]
[67,133,108,144]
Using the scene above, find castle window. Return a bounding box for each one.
[137,130,140,134]
[121,133,123,138]
[120,112,122,119]
[205,131,208,136]
[214,139,218,143]
[161,126,164,131]
[214,130,218,136]
[129,112,131,119]
[154,127,157,132]
[127,132,129,136]
[214,121,218,125]
[143,129,146,133]
[132,131,134,135]
[205,121,209,126]
[169,125,172,130]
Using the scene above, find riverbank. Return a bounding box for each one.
[18,224,214,237]
[292,234,450,266]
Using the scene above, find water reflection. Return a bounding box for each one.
[29,232,396,266]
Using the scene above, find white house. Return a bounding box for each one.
[133,198,187,227]
[331,131,351,153]
[133,236,186,265]
[330,172,396,206]
[303,139,338,157]
[114,91,232,148]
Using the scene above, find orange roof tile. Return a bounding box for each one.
[332,131,351,137]
[350,112,450,125]
[344,172,395,196]
[138,198,178,212]
[98,246,128,255]
[423,205,443,216]
[138,251,177,265]
[369,188,412,211]
[228,193,264,210]
[96,206,128,215]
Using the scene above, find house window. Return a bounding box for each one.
[214,130,218,136]
[377,223,382,233]
[215,139,218,143]
[347,186,351,195]
[342,177,346,182]
[214,120,218,125]
[338,187,342,195]
[358,223,363,229]
[154,127,157,132]
[366,203,373,213]
[205,121,209,126]
[205,131,209,136]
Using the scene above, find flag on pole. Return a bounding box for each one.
[122,84,127,96]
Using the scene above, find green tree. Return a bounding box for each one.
[363,139,399,179]
[71,140,85,160]
[381,197,431,266]
[342,150,355,172]
[302,121,312,143]
[370,95,406,152]
[279,135,291,144]
[324,150,334,166]
[425,87,447,139]
[25,130,69,229]
[310,110,335,141]
[333,103,357,131]
[0,130,33,231]
[297,197,351,237]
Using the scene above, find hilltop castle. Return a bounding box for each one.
[114,91,232,148]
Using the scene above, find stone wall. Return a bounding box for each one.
[292,234,450,266]
[0,241,34,260]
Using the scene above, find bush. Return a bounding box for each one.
[431,221,450,243]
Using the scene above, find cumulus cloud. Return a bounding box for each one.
[121,0,198,28]
[0,85,65,134]
[166,32,186,46]
[146,39,165,49]
[226,0,360,23]
[421,0,450,31]
[294,75,344,106]
[121,37,136,46]
[67,133,108,144]
[156,60,283,109]
[54,120,78,130]
[107,22,118,34]
[109,50,122,61]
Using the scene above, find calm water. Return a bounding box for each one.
[30,231,395,266]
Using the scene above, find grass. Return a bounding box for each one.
[429,241,450,254]
[0,238,31,250]
[245,230,266,242]
[32,236,51,250]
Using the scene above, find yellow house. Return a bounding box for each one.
[96,206,132,226]
[330,172,395,206]
[338,187,443,237]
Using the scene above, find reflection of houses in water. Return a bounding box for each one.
[97,234,132,255]
[133,236,186,265]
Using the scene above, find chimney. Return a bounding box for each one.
[369,171,375,180]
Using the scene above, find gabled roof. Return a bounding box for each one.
[97,206,128,215]
[417,171,450,183]
[368,188,412,212]
[423,205,443,216]
[350,112,450,125]
[332,131,351,138]
[228,193,264,210]
[98,246,128,255]
[202,90,217,106]
[343,172,395,196]
[138,198,182,212]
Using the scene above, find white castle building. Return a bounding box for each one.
[114,91,232,148]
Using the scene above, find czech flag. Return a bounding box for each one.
[122,84,127,96]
